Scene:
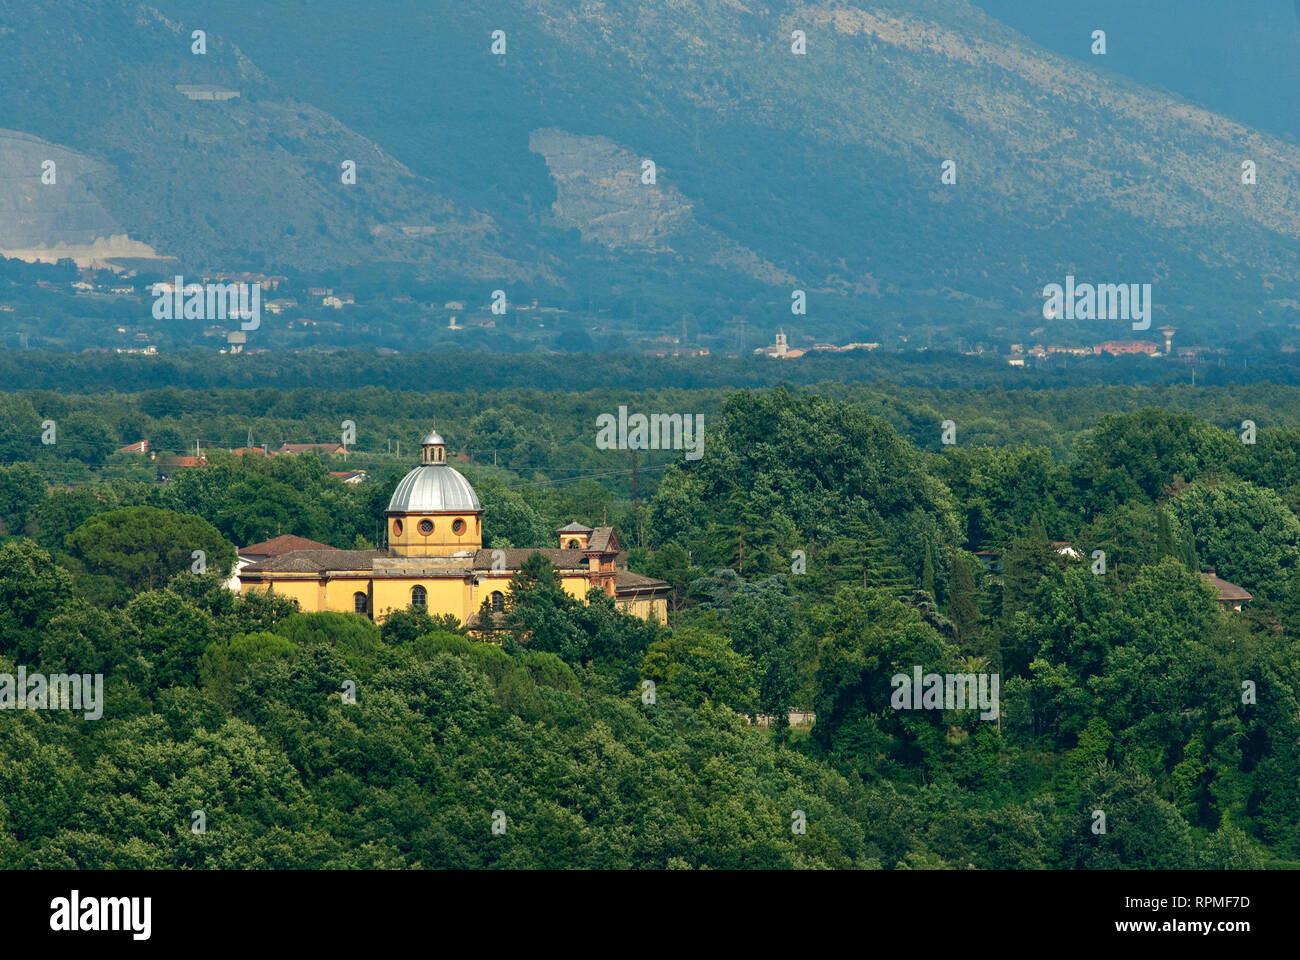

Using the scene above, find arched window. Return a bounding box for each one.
[490,590,504,612]
[411,585,427,607]
[353,592,368,615]
[567,539,580,549]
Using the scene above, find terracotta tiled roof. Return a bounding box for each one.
[1201,570,1252,602]
[471,548,589,571]
[585,526,619,553]
[614,569,670,596]
[240,534,336,558]
[242,549,385,574]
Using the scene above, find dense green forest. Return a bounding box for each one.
[3,347,1299,397]
[2,382,1300,867]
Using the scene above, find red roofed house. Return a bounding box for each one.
[278,442,348,455]
[228,534,338,593]
[1202,570,1252,612]
[162,454,207,470]
[240,534,337,563]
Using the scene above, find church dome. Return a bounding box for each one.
[385,465,481,514]
[385,427,481,514]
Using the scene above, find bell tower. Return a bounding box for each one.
[422,431,447,464]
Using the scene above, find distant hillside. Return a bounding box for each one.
[973,0,1300,145]
[0,1,537,278]
[3,0,1300,346]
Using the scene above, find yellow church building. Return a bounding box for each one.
[238,428,671,627]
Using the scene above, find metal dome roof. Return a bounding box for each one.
[421,430,445,446]
[385,464,481,514]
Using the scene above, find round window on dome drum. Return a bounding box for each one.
[418,519,434,535]
[392,519,403,536]
[452,518,466,535]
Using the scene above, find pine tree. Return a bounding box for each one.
[833,513,909,594]
[706,487,779,576]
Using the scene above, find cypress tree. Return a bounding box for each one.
[949,550,981,647]
[1002,513,1054,618]
[1179,523,1199,571]
[1156,508,1176,559]
[1028,512,1048,546]
[1280,572,1300,634]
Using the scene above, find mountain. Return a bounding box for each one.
[4,0,1300,347]
[0,1,539,279]
[972,0,1300,145]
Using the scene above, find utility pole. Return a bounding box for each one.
[631,447,640,506]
